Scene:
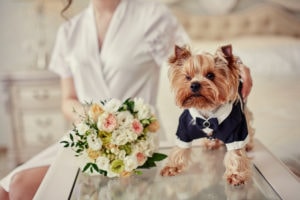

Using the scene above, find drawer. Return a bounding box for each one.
[12,83,61,109]
[21,111,69,146]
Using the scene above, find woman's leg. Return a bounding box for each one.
[9,166,49,200]
[0,186,9,200]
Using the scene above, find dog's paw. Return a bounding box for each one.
[203,139,222,150]
[160,165,184,176]
[226,174,247,186]
[245,143,254,152]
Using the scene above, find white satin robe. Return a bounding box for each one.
[0,0,189,191]
[50,0,189,105]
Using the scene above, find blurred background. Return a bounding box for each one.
[1,0,300,180]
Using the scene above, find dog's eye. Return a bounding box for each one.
[206,72,215,80]
[185,75,192,81]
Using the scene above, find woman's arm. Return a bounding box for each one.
[60,77,85,123]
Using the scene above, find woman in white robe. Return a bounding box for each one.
[0,0,190,199]
[0,0,252,199]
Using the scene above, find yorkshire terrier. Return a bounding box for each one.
[160,44,254,186]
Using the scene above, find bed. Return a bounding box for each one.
[157,0,300,178]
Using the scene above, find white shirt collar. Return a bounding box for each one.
[189,103,233,124]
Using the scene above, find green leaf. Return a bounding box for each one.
[76,149,83,153]
[63,144,69,148]
[127,100,135,114]
[70,133,74,141]
[99,169,107,176]
[119,144,132,155]
[151,153,168,161]
[60,141,69,147]
[141,119,151,126]
[137,153,167,169]
[91,163,99,172]
[138,160,156,169]
[118,98,137,114]
[134,170,143,175]
[82,163,92,172]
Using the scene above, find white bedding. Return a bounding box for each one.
[157,36,300,178]
[192,36,300,75]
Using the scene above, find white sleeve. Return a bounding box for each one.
[176,138,192,149]
[48,24,72,78]
[145,3,191,67]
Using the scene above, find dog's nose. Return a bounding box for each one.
[190,82,201,93]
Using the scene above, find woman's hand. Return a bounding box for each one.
[240,64,253,102]
[61,77,85,123]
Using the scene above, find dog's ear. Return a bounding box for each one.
[221,45,232,57]
[215,44,234,66]
[169,45,191,66]
[221,44,234,65]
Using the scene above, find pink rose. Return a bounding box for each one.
[132,119,143,135]
[102,113,117,132]
[136,152,146,165]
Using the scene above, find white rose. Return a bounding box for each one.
[76,122,90,135]
[122,128,138,143]
[111,129,128,145]
[87,133,102,151]
[133,98,152,120]
[132,142,141,153]
[124,155,138,172]
[116,111,134,128]
[104,99,122,113]
[96,156,110,171]
[106,168,119,178]
[132,135,157,157]
[118,150,126,160]
[146,133,157,149]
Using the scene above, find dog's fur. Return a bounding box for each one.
[160,45,254,186]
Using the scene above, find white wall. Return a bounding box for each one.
[0,0,87,147]
[0,0,88,72]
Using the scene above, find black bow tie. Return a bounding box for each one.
[196,117,219,130]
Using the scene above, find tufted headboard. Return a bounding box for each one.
[171,3,300,40]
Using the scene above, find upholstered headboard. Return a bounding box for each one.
[171,4,300,40]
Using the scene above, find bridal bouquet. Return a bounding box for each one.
[61,98,167,177]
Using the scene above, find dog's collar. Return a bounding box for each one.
[189,103,233,125]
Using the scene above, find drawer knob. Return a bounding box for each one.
[37,132,54,144]
[33,90,49,101]
[35,118,52,127]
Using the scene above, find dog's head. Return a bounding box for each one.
[168,44,240,111]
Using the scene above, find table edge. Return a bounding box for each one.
[34,139,300,200]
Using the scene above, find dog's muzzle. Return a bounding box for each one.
[190,82,201,93]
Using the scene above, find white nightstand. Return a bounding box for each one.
[0,70,69,166]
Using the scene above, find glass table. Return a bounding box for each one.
[68,146,280,200]
[34,140,300,200]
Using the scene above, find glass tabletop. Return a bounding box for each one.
[68,146,281,200]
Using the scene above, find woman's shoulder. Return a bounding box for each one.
[132,0,166,8]
[129,0,171,18]
[56,7,90,39]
